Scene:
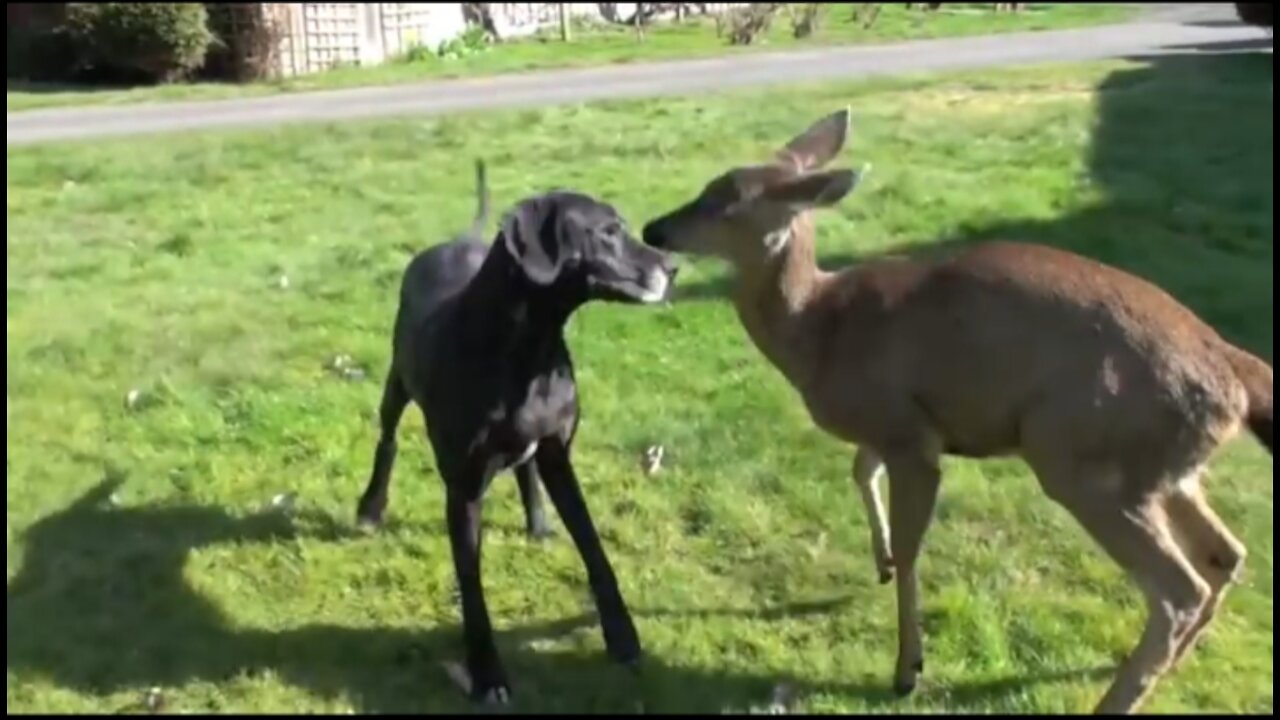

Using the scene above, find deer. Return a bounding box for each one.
[640,109,1273,714]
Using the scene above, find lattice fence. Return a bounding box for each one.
[257,3,746,77]
[299,3,362,71]
[379,3,468,59]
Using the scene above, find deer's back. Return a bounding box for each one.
[809,242,1243,463]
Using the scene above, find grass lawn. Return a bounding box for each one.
[4,3,1139,113]
[6,53,1272,714]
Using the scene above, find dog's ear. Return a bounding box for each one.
[501,198,563,285]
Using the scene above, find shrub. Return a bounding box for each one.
[63,3,214,83]
[203,3,285,82]
[435,25,490,60]
[717,3,782,46]
[7,5,76,81]
[1235,3,1272,29]
[402,26,490,64]
[850,3,883,29]
[7,26,78,81]
[787,3,827,39]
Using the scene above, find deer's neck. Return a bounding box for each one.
[731,215,828,391]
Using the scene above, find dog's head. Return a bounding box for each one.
[500,191,678,304]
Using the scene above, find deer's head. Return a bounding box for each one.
[642,109,863,265]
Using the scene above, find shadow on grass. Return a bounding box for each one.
[6,79,174,100]
[1178,19,1248,30]
[1153,36,1274,54]
[8,80,111,96]
[6,77,248,113]
[6,478,1106,713]
[677,51,1274,358]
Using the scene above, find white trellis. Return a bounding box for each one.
[266,3,466,76]
[261,3,745,77]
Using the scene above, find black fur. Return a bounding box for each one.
[355,161,676,703]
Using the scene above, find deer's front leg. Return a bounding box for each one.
[854,446,894,584]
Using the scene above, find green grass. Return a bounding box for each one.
[6,54,1272,714]
[5,3,1138,113]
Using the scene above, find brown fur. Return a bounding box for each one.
[641,109,1272,714]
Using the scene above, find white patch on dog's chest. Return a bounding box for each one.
[508,442,538,469]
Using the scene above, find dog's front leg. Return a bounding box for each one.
[445,485,510,704]
[534,438,642,666]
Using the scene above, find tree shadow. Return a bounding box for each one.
[1151,36,1274,54]
[679,51,1273,358]
[1179,19,1249,30]
[7,79,123,97]
[6,78,246,109]
[7,479,1107,713]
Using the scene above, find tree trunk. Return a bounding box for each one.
[559,3,571,41]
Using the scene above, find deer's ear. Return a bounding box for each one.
[763,168,861,209]
[775,108,851,173]
[721,164,797,216]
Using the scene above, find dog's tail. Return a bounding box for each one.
[467,158,490,242]
[1224,342,1273,455]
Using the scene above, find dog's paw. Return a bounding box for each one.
[354,501,385,533]
[469,676,512,707]
[604,619,643,668]
[611,643,643,668]
[893,677,917,698]
[526,525,557,543]
[893,659,924,697]
[481,686,511,706]
[452,658,512,706]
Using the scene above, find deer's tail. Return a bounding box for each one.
[1223,343,1273,455]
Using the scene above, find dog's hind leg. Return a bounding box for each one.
[356,370,409,528]
[514,461,556,541]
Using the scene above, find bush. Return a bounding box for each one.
[64,3,214,83]
[7,4,76,81]
[717,3,782,46]
[787,3,827,39]
[850,3,883,29]
[7,26,78,81]
[402,26,490,64]
[435,25,490,60]
[203,3,285,82]
[1235,3,1272,29]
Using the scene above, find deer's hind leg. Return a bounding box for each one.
[882,448,943,696]
[1033,461,1211,715]
[1163,476,1246,665]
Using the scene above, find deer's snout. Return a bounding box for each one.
[642,219,670,250]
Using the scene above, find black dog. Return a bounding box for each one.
[356,161,677,703]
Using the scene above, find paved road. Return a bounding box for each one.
[6,4,1267,146]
